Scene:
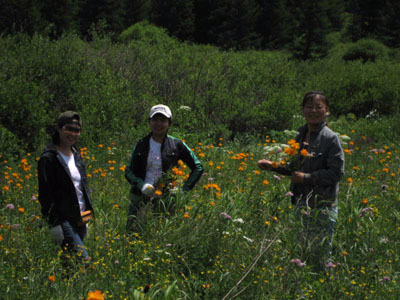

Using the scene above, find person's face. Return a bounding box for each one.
[302,96,329,126]
[58,123,81,147]
[149,114,170,137]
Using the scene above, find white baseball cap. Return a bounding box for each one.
[149,104,172,119]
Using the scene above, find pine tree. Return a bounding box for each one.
[151,0,195,41]
[124,0,151,27]
[206,0,261,49]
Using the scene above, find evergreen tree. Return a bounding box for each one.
[124,0,151,27]
[286,0,341,59]
[257,0,293,49]
[79,0,125,37]
[39,0,80,37]
[0,0,43,35]
[206,0,261,49]
[151,0,195,41]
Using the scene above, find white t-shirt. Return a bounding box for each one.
[58,151,86,212]
[144,137,163,185]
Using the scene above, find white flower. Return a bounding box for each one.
[243,236,253,243]
[178,105,191,112]
[233,218,244,224]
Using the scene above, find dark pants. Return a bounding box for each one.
[126,192,176,233]
[61,220,89,260]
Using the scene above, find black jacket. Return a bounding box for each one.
[38,144,94,227]
[125,133,204,194]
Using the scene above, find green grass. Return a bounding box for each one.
[1,124,400,299]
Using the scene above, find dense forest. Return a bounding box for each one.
[1,0,400,59]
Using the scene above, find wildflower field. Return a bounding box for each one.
[1,120,400,300]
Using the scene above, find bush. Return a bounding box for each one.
[119,21,177,47]
[342,39,389,62]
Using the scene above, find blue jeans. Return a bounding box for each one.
[60,220,89,260]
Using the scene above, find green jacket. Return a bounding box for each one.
[125,133,203,195]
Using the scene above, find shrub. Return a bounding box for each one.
[119,21,177,47]
[342,39,389,62]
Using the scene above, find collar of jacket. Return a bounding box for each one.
[297,122,327,141]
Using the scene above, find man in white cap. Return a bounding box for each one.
[125,104,203,234]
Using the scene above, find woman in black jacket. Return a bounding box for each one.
[38,111,94,260]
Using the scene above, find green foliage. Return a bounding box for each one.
[342,39,389,62]
[1,32,400,157]
[119,21,177,46]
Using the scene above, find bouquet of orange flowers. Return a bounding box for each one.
[153,160,189,196]
[263,139,311,175]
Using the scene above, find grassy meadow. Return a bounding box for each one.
[1,116,400,299]
[1,26,400,299]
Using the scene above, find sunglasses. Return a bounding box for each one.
[63,125,81,133]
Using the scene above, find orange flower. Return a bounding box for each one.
[0,234,3,241]
[154,190,163,196]
[300,149,309,157]
[362,198,368,205]
[210,201,215,206]
[87,290,105,300]
[347,178,353,185]
[263,180,269,185]
[18,207,25,213]
[48,275,55,282]
[2,185,9,192]
[184,212,190,219]
[271,162,279,168]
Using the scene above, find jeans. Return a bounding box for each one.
[60,220,89,260]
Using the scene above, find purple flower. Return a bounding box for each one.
[220,212,232,220]
[285,191,294,197]
[5,203,15,210]
[11,224,20,229]
[370,149,378,153]
[166,243,173,247]
[31,195,37,201]
[114,260,119,265]
[326,262,335,268]
[382,276,391,281]
[290,258,306,267]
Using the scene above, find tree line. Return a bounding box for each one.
[1,0,399,59]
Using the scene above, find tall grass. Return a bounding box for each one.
[1,118,399,299]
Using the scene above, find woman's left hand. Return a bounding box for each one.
[291,171,305,183]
